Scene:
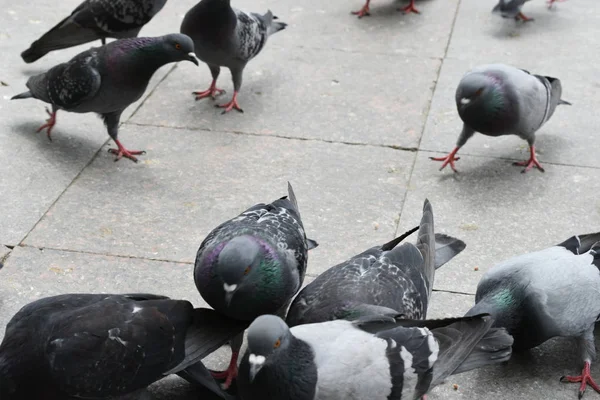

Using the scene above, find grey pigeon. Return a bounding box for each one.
[180,0,287,114]
[21,0,169,63]
[286,199,466,327]
[465,232,600,399]
[12,34,198,162]
[193,182,317,388]
[430,64,571,173]
[0,293,248,400]
[352,0,421,18]
[238,313,513,400]
[492,0,533,21]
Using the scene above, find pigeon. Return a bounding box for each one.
[238,313,513,400]
[465,232,600,399]
[0,293,249,400]
[193,182,318,388]
[430,64,571,173]
[12,34,199,162]
[286,199,466,327]
[352,0,421,18]
[492,0,533,21]
[180,0,287,114]
[21,0,169,63]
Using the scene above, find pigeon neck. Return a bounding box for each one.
[191,0,237,41]
[470,288,523,333]
[460,82,516,134]
[116,39,176,78]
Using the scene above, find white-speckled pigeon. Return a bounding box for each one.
[0,293,248,400]
[465,233,600,399]
[21,0,169,63]
[193,182,317,388]
[180,0,287,114]
[238,313,513,400]
[430,64,571,173]
[352,0,421,18]
[12,34,198,162]
[286,199,466,327]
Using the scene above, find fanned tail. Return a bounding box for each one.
[11,91,33,100]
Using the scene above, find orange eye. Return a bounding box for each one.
[475,88,483,96]
[244,266,251,275]
[175,43,181,50]
[274,339,281,348]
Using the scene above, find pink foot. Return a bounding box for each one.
[193,80,225,100]
[430,147,461,172]
[560,362,600,399]
[399,0,420,14]
[210,351,239,390]
[36,108,57,141]
[216,92,243,114]
[547,0,566,9]
[108,139,146,163]
[351,2,370,18]
[512,145,545,173]
[515,12,534,21]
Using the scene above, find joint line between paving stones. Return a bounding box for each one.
[15,65,180,248]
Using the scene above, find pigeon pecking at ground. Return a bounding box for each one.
[286,199,466,327]
[238,313,513,400]
[11,33,199,162]
[180,0,287,114]
[352,0,422,18]
[0,293,248,400]
[21,0,169,63]
[193,182,318,389]
[430,64,571,173]
[465,232,600,399]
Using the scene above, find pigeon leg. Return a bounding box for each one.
[351,0,371,18]
[209,334,243,390]
[515,12,534,21]
[547,0,566,9]
[399,0,420,14]
[216,92,243,114]
[108,139,146,163]
[560,362,600,399]
[194,65,225,100]
[36,107,58,141]
[430,147,461,172]
[512,145,545,173]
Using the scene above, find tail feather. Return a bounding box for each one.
[557,232,600,255]
[11,91,33,100]
[416,199,436,295]
[177,362,235,399]
[451,327,513,375]
[434,233,466,270]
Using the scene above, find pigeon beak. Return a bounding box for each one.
[223,283,237,306]
[248,354,266,383]
[460,97,471,105]
[187,52,200,66]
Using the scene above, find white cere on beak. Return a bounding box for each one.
[249,354,266,366]
[460,98,471,105]
[188,52,199,61]
[223,283,238,293]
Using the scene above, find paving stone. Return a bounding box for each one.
[397,151,600,294]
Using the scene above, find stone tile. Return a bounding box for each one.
[419,56,598,169]
[24,125,415,272]
[0,1,178,245]
[397,152,600,294]
[130,49,440,148]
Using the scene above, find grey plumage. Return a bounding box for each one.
[180,0,287,113]
[286,199,466,327]
[21,0,169,63]
[238,314,513,400]
[12,34,199,162]
[465,233,600,398]
[492,0,531,20]
[431,64,570,173]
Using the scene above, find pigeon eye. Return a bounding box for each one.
[274,339,281,348]
[244,266,251,275]
[475,88,483,96]
[175,43,181,50]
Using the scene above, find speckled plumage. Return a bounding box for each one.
[238,314,513,400]
[21,0,168,63]
[0,293,246,400]
[286,200,466,327]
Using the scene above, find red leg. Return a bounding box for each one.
[193,79,225,100]
[515,12,534,21]
[430,147,461,172]
[36,108,57,141]
[399,0,420,14]
[216,91,243,114]
[108,139,146,163]
[547,0,566,9]
[560,361,600,399]
[512,145,545,173]
[210,351,239,390]
[351,0,371,18]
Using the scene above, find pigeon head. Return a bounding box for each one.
[246,315,291,382]
[456,72,498,111]
[217,235,272,305]
[158,33,199,65]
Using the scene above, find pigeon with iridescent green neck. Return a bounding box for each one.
[193,182,318,388]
